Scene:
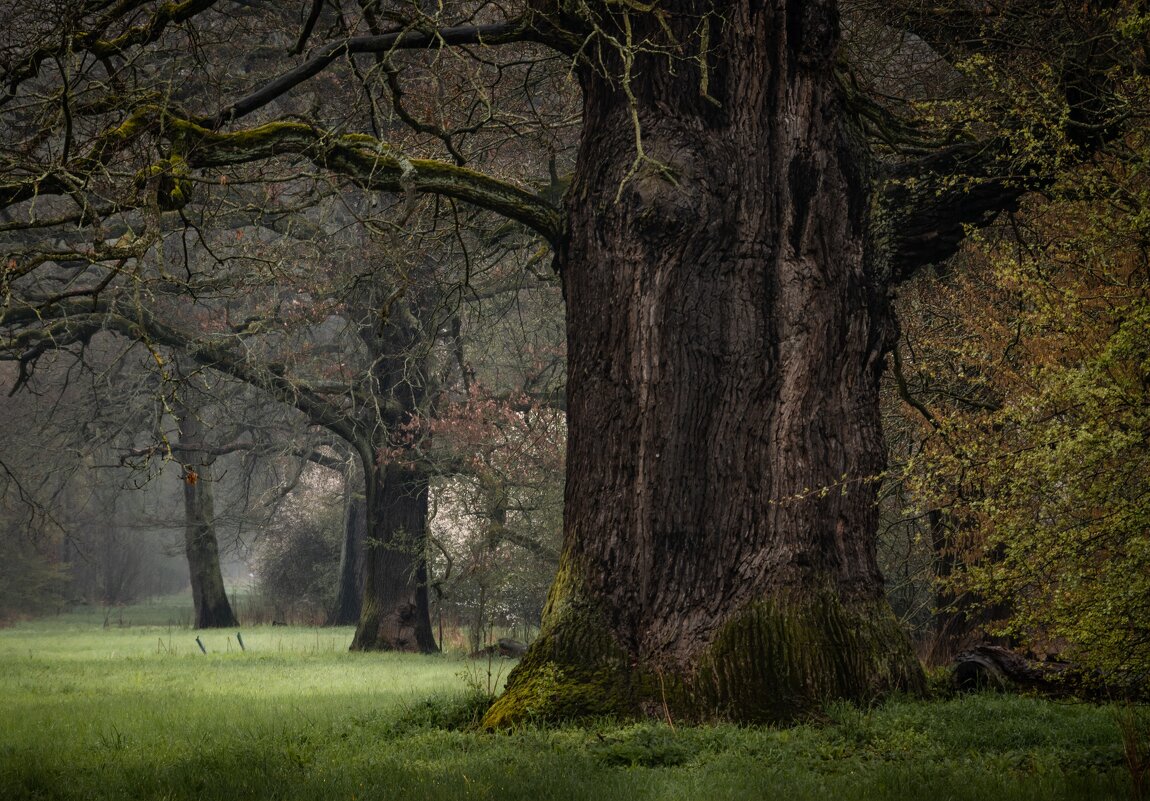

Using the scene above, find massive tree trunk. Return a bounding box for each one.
[486,0,922,725]
[350,460,437,652]
[176,407,239,629]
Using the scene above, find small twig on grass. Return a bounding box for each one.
[1115,705,1149,801]
[655,666,675,731]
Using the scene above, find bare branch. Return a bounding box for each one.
[1,0,223,105]
[208,19,546,130]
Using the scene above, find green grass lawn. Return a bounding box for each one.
[0,603,1140,800]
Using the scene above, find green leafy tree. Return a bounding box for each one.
[897,150,1150,677]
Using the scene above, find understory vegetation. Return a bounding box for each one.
[0,605,1141,801]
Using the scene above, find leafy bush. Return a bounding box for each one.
[254,510,340,623]
[895,136,1150,679]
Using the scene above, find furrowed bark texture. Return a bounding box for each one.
[485,0,922,725]
[177,409,238,629]
[350,462,437,652]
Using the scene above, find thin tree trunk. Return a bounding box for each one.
[470,584,489,655]
[486,0,922,725]
[469,477,508,653]
[328,494,365,626]
[927,508,977,663]
[350,461,437,652]
[928,509,1015,663]
[177,407,238,629]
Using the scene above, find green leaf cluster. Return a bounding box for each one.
[898,117,1150,681]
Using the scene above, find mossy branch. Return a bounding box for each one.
[0,103,163,211]
[169,116,563,243]
[2,109,563,245]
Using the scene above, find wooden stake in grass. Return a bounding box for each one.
[236,632,245,652]
[195,636,206,654]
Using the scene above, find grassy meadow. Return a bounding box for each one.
[0,598,1141,801]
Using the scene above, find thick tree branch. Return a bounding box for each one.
[0,297,363,444]
[2,109,563,244]
[170,116,563,243]
[878,142,1030,281]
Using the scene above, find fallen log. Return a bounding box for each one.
[952,645,1064,693]
[951,645,1147,700]
[469,637,528,659]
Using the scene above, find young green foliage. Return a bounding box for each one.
[897,120,1150,679]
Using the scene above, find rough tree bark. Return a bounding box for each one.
[175,404,239,629]
[350,461,437,652]
[485,0,924,725]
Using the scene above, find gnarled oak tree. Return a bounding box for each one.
[3,0,1138,721]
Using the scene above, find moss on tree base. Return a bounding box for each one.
[482,593,634,727]
[483,591,924,728]
[691,594,925,721]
